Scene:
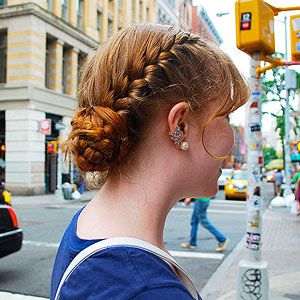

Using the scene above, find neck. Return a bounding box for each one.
[78,151,180,251]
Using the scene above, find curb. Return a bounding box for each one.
[201,193,273,299]
[0,292,48,300]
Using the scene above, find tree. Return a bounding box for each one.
[261,54,300,168]
[262,146,277,166]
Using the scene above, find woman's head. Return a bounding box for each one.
[67,24,249,191]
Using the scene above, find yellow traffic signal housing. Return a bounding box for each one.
[290,15,300,61]
[235,0,276,55]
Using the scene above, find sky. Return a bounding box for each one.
[194,0,300,130]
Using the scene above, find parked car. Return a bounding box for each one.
[218,169,233,189]
[224,170,247,200]
[0,205,23,258]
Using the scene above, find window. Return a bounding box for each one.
[45,38,52,89]
[97,10,102,36]
[77,0,84,30]
[62,47,68,94]
[139,0,142,20]
[77,51,87,83]
[62,0,68,21]
[108,19,113,38]
[47,0,53,11]
[0,30,7,84]
[0,0,7,7]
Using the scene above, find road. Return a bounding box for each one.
[0,184,273,298]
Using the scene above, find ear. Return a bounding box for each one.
[167,102,190,138]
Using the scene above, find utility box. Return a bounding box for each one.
[235,0,276,55]
[290,14,300,61]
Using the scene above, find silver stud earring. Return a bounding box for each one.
[169,125,189,150]
[169,125,183,145]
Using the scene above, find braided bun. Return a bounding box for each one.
[68,106,130,173]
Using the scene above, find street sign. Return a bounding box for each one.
[40,119,51,135]
[55,122,66,131]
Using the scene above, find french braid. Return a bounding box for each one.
[66,24,248,184]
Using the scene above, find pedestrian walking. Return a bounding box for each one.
[50,24,248,300]
[181,198,228,252]
[294,177,300,216]
[274,169,283,196]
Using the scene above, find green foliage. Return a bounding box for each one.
[262,146,278,166]
[261,53,300,158]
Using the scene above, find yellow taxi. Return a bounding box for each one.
[224,170,247,200]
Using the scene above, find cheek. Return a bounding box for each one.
[202,118,235,157]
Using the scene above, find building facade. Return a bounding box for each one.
[0,0,193,195]
[191,6,222,45]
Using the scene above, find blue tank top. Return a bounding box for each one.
[50,208,201,300]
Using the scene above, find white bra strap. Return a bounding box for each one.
[54,237,198,300]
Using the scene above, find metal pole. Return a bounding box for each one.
[236,53,269,299]
[55,134,63,200]
[283,14,293,196]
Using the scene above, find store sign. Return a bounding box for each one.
[40,119,51,135]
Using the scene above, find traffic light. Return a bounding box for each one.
[290,15,300,61]
[297,141,300,152]
[235,0,277,55]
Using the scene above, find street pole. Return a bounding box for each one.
[283,14,293,197]
[237,53,269,300]
[55,134,63,200]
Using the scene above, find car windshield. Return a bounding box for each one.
[232,172,247,180]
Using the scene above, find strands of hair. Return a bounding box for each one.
[66,24,249,187]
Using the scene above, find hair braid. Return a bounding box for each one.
[66,24,249,186]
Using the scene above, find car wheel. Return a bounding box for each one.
[225,195,231,200]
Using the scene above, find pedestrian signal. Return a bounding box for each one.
[235,0,277,55]
[290,15,300,61]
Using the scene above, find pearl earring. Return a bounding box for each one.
[179,141,189,151]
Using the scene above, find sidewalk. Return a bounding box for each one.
[12,190,97,207]
[201,206,300,299]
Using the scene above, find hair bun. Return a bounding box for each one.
[68,106,130,173]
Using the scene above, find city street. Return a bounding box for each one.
[0,184,273,299]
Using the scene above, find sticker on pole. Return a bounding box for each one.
[240,12,251,30]
[40,119,51,135]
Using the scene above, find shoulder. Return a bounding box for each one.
[59,247,193,300]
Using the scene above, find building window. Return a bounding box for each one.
[62,0,68,21]
[0,30,7,84]
[62,47,68,94]
[139,0,142,20]
[47,0,53,11]
[77,51,87,83]
[168,0,174,8]
[0,0,7,7]
[45,38,52,89]
[97,10,102,36]
[108,19,113,38]
[77,0,84,30]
